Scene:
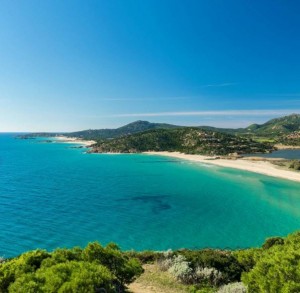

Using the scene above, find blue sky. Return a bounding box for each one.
[1,0,300,131]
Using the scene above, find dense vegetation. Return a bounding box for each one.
[289,160,300,170]
[0,242,142,292]
[130,231,300,292]
[279,131,300,146]
[237,231,300,292]
[2,231,300,292]
[91,128,274,155]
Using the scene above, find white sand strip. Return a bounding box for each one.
[144,151,300,183]
[53,136,96,146]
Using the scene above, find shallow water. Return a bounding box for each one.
[1,134,300,257]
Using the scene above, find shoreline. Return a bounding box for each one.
[53,136,96,147]
[144,151,300,183]
[274,144,300,150]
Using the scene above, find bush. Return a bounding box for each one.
[160,253,223,287]
[217,282,247,293]
[189,285,215,293]
[181,249,243,283]
[262,236,284,250]
[158,256,174,271]
[289,160,300,170]
[8,261,114,293]
[195,267,223,286]
[242,231,300,292]
[126,250,162,264]
[168,255,193,283]
[82,242,143,286]
[0,242,143,292]
[234,248,260,272]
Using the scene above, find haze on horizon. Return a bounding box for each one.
[0,0,300,132]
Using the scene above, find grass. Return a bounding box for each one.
[127,264,190,293]
[252,137,276,143]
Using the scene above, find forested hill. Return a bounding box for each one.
[244,114,300,145]
[91,128,274,156]
[66,120,181,139]
[199,114,300,145]
[199,114,300,136]
[243,114,300,136]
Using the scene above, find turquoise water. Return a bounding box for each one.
[1,134,300,257]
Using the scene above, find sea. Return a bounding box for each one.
[245,149,300,159]
[1,133,300,257]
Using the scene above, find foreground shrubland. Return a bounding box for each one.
[130,231,300,293]
[2,231,300,292]
[0,242,143,292]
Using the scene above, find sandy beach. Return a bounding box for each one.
[54,136,96,147]
[145,151,300,183]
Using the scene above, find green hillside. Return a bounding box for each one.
[200,114,300,145]
[199,114,300,137]
[66,120,181,139]
[244,114,300,136]
[198,126,244,135]
[92,128,274,155]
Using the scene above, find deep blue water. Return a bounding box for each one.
[246,149,300,159]
[1,134,300,257]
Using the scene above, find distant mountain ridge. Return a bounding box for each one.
[199,114,300,136]
[67,120,181,139]
[245,114,300,136]
[18,114,300,146]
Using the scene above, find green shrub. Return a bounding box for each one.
[289,160,300,170]
[242,231,300,292]
[0,249,51,291]
[0,242,143,292]
[82,242,143,286]
[126,250,162,263]
[9,261,114,293]
[262,236,284,250]
[181,249,243,283]
[159,253,225,287]
[234,248,260,272]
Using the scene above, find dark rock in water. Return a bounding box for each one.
[69,146,84,149]
[17,136,36,140]
[38,140,53,143]
[118,195,172,214]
